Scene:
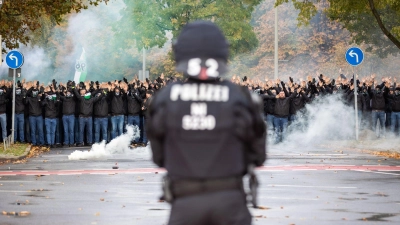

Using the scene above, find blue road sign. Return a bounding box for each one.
[6,50,24,69]
[345,47,364,67]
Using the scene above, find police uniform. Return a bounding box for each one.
[147,21,266,225]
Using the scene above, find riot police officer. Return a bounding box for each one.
[147,21,266,225]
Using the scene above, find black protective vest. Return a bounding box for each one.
[147,80,266,180]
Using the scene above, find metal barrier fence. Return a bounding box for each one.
[3,134,13,151]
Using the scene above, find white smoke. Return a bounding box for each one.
[68,125,141,160]
[274,94,356,147]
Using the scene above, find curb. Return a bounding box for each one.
[0,145,31,164]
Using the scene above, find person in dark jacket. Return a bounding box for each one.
[0,86,10,140]
[12,86,26,143]
[25,88,44,146]
[126,84,143,143]
[368,82,389,138]
[141,90,153,146]
[388,85,400,136]
[93,86,109,143]
[42,89,59,148]
[73,87,102,147]
[289,88,310,122]
[60,89,76,146]
[109,87,125,139]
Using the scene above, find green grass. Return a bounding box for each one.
[0,143,30,157]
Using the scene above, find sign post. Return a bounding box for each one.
[345,47,364,141]
[6,50,24,144]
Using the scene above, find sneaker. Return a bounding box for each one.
[50,145,55,148]
[76,143,84,147]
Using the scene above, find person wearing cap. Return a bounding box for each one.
[388,79,400,136]
[109,87,126,140]
[93,84,110,143]
[368,81,389,138]
[12,84,26,143]
[126,83,143,144]
[24,87,45,146]
[42,88,60,148]
[60,89,76,147]
[73,85,102,147]
[147,21,266,225]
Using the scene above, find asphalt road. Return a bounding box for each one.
[0,144,399,225]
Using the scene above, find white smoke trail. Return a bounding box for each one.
[68,125,141,160]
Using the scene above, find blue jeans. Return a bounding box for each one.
[390,112,400,135]
[273,116,289,143]
[14,113,25,142]
[127,115,140,142]
[142,117,148,144]
[111,115,124,139]
[266,114,275,131]
[75,116,80,143]
[94,117,108,143]
[29,116,44,145]
[25,116,31,143]
[45,118,57,145]
[0,113,7,139]
[55,118,61,144]
[62,115,75,145]
[372,111,385,137]
[79,117,93,144]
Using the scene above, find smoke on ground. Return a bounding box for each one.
[68,125,145,160]
[271,94,400,151]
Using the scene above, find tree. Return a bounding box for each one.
[115,0,262,57]
[275,0,400,57]
[0,0,104,53]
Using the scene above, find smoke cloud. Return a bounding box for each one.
[68,125,146,160]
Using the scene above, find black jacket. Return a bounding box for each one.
[147,80,266,180]
[25,96,43,117]
[42,94,59,118]
[13,89,26,114]
[388,94,400,112]
[0,87,10,114]
[60,95,76,116]
[290,92,309,115]
[94,91,109,118]
[109,92,126,116]
[368,84,388,111]
[74,89,102,117]
[126,89,143,116]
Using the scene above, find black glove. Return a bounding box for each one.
[289,77,293,83]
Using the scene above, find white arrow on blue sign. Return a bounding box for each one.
[345,47,364,67]
[6,50,24,69]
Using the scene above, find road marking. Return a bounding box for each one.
[0,165,399,176]
[0,190,31,193]
[259,196,319,201]
[266,184,357,189]
[357,171,400,176]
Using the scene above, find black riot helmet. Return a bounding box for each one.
[173,21,229,81]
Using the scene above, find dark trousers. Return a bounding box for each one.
[168,190,251,225]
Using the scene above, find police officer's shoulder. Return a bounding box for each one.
[150,81,179,106]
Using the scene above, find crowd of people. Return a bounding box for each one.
[0,72,398,147]
[230,73,400,143]
[0,74,178,148]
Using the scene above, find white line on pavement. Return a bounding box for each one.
[0,190,31,192]
[357,171,400,176]
[266,184,357,189]
[259,196,319,201]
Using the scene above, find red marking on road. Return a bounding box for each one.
[0,165,399,176]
